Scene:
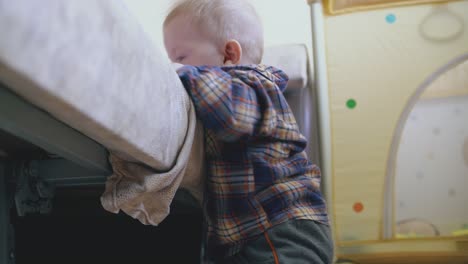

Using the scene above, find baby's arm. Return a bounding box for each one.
[177,66,261,142]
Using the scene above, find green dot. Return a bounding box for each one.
[346,99,357,109]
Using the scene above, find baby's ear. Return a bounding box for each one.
[223,40,242,65]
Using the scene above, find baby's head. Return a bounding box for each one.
[163,0,263,66]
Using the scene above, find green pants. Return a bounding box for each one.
[220,220,333,264]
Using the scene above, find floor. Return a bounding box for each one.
[11,188,466,264]
[12,188,203,264]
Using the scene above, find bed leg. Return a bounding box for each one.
[0,162,15,264]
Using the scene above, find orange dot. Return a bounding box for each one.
[353,202,364,213]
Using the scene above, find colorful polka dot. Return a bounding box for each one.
[353,202,364,213]
[386,14,396,24]
[346,99,357,109]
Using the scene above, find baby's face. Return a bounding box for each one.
[164,15,224,66]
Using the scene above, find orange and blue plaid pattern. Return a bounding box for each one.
[177,65,329,258]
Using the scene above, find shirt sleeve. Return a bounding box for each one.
[177,65,261,142]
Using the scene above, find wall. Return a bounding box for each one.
[122,0,313,61]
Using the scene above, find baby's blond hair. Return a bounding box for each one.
[164,0,264,64]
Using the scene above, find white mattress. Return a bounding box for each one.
[0,0,190,172]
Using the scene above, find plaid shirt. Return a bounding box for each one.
[177,64,329,258]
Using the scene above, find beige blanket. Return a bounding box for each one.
[100,115,205,226]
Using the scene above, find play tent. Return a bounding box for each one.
[308,0,468,262]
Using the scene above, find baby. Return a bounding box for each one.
[163,0,333,263]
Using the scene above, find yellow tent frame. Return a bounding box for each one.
[308,0,468,263]
[317,0,460,15]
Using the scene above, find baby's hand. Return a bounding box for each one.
[172,62,184,71]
